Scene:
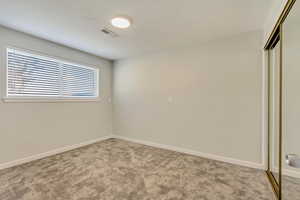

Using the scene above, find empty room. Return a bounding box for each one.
[0,0,300,199]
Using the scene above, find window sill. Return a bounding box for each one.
[2,97,101,103]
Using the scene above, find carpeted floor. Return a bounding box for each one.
[266,170,300,199]
[0,138,276,200]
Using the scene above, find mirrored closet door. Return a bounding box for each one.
[266,0,300,199]
[268,35,281,189]
[282,0,300,199]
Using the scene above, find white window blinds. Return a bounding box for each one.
[6,48,99,99]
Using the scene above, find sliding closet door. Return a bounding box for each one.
[269,39,281,185]
[282,0,300,199]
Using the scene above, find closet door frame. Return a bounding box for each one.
[266,30,281,199]
[264,0,296,199]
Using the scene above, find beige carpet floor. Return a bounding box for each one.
[271,172,300,200]
[0,138,276,200]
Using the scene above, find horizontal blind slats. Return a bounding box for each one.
[8,71,60,78]
[8,53,58,66]
[8,84,60,90]
[8,62,60,72]
[61,63,97,97]
[7,75,60,82]
[7,48,98,98]
[8,80,59,86]
[8,92,60,96]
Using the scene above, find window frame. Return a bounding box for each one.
[2,46,100,102]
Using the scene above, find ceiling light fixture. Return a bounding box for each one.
[111,16,131,29]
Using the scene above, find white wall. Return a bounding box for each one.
[113,30,264,167]
[0,26,113,164]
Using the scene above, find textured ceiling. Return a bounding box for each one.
[0,0,272,60]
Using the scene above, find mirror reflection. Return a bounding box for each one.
[282,0,300,199]
[269,39,281,184]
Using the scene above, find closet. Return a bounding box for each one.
[265,0,300,199]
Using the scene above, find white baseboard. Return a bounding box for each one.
[0,135,113,170]
[112,135,265,170]
[283,169,300,179]
[273,167,300,179]
[0,134,265,171]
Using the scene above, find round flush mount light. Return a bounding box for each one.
[111,16,131,29]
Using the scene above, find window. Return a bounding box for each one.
[5,48,99,101]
